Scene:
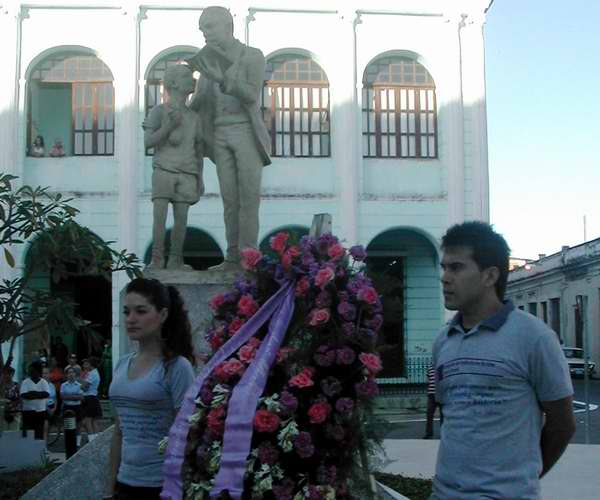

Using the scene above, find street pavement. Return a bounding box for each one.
[381,439,600,500]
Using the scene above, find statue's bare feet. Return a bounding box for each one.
[166,255,193,271]
[207,261,242,272]
[145,258,165,270]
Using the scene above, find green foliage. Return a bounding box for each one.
[374,472,433,500]
[0,173,142,371]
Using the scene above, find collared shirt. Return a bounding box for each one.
[60,380,83,406]
[82,368,100,397]
[431,301,573,500]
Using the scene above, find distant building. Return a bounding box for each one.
[1,0,494,382]
[506,239,600,370]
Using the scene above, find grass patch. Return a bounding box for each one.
[0,463,59,500]
[375,471,433,500]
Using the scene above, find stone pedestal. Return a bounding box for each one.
[136,269,242,360]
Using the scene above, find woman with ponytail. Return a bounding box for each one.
[106,278,195,500]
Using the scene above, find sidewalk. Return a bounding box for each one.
[381,439,600,500]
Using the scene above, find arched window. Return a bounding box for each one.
[144,50,196,155]
[28,51,114,156]
[362,56,437,159]
[261,54,330,158]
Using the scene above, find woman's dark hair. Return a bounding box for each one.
[441,221,511,300]
[125,278,195,366]
[34,135,45,147]
[83,357,100,369]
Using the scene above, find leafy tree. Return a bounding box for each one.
[0,173,142,377]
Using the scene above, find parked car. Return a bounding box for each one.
[562,347,596,377]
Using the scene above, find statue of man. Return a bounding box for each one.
[188,6,271,272]
[143,64,204,270]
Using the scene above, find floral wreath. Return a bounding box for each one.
[161,232,384,500]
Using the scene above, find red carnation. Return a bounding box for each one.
[208,293,226,311]
[327,243,345,260]
[270,232,289,254]
[357,286,379,305]
[238,344,257,363]
[254,409,281,433]
[241,247,262,270]
[289,368,314,388]
[308,401,332,424]
[314,267,335,288]
[228,317,245,335]
[295,276,311,297]
[359,352,383,375]
[237,294,259,317]
[308,308,330,326]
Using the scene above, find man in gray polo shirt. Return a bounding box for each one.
[431,221,575,499]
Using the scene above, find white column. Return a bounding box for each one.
[445,14,466,226]
[329,8,360,246]
[0,5,21,180]
[112,6,142,362]
[461,13,489,222]
[0,4,26,376]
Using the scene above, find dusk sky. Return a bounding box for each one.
[485,0,600,258]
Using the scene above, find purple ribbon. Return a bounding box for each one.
[210,282,295,499]
[161,282,294,500]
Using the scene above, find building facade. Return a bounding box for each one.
[0,0,493,381]
[506,239,600,371]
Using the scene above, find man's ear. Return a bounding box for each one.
[483,266,500,289]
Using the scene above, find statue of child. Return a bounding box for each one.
[143,64,204,270]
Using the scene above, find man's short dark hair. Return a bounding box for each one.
[441,221,511,300]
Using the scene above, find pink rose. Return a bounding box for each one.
[238,344,257,363]
[314,267,335,288]
[213,362,232,382]
[295,276,311,296]
[287,245,301,258]
[240,247,262,270]
[248,337,261,348]
[357,286,379,305]
[308,308,331,326]
[358,352,383,375]
[223,358,245,377]
[327,243,345,260]
[208,293,226,311]
[308,401,332,424]
[270,232,289,254]
[207,406,226,437]
[289,368,314,388]
[254,409,281,433]
[228,317,245,335]
[237,294,259,317]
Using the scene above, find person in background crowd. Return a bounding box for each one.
[431,221,576,499]
[101,341,113,398]
[60,366,84,446]
[2,365,21,431]
[51,336,69,368]
[47,357,64,395]
[106,278,195,500]
[42,366,57,441]
[49,138,66,157]
[81,357,103,442]
[30,135,45,157]
[36,348,49,366]
[20,361,50,440]
[423,363,443,439]
[65,353,82,378]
